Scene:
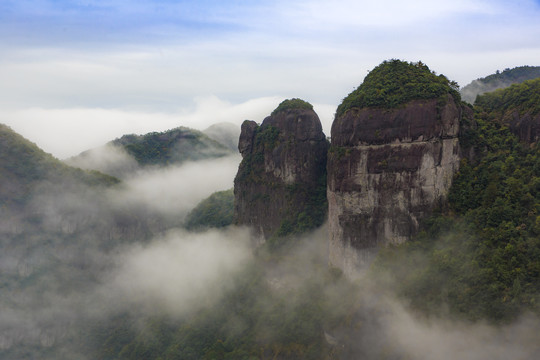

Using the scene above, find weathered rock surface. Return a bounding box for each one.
[234,103,328,242]
[327,95,463,276]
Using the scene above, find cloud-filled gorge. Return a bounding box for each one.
[2,0,540,358]
[0,124,538,360]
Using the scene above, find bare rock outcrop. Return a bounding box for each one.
[327,60,464,276]
[234,99,328,243]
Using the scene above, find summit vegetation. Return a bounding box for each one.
[336,59,460,117]
[271,98,314,116]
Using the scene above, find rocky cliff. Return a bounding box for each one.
[234,99,328,244]
[327,60,464,276]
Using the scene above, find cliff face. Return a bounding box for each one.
[234,101,328,243]
[327,95,462,275]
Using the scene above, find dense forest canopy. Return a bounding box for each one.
[460,65,540,104]
[375,79,540,322]
[111,127,231,166]
[271,98,314,116]
[0,124,118,206]
[336,59,460,117]
[475,78,540,118]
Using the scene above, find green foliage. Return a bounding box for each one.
[475,78,540,118]
[255,125,279,149]
[461,65,540,104]
[271,98,313,116]
[184,189,234,231]
[235,125,280,184]
[272,172,328,242]
[336,59,461,117]
[478,66,540,87]
[373,101,540,322]
[0,124,119,206]
[112,127,231,167]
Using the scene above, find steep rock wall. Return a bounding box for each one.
[327,95,462,276]
[234,106,328,243]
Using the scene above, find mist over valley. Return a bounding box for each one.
[1,60,540,359]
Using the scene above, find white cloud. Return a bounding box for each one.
[111,155,241,220]
[281,0,493,29]
[0,95,282,158]
[105,227,252,317]
[1,0,540,158]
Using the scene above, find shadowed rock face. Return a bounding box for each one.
[328,95,462,276]
[234,108,328,242]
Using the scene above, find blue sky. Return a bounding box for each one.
[2,0,540,157]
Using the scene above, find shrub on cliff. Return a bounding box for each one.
[336,59,460,116]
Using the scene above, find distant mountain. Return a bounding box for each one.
[0,124,118,207]
[475,78,540,143]
[203,122,241,152]
[0,124,170,359]
[460,65,540,104]
[66,126,233,177]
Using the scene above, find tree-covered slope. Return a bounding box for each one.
[0,124,118,206]
[461,65,540,104]
[336,59,460,117]
[475,77,540,118]
[373,82,540,322]
[66,126,234,178]
[184,189,234,231]
[471,78,540,144]
[112,126,232,166]
[0,125,169,359]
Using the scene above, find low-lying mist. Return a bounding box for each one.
[93,225,540,359]
[110,154,241,221]
[2,143,539,359]
[0,149,244,358]
[102,227,253,318]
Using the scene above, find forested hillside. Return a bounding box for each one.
[67,126,233,177]
[460,65,540,104]
[0,124,118,206]
[112,127,231,166]
[1,60,540,359]
[375,79,540,322]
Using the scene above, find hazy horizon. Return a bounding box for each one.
[1,0,540,157]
